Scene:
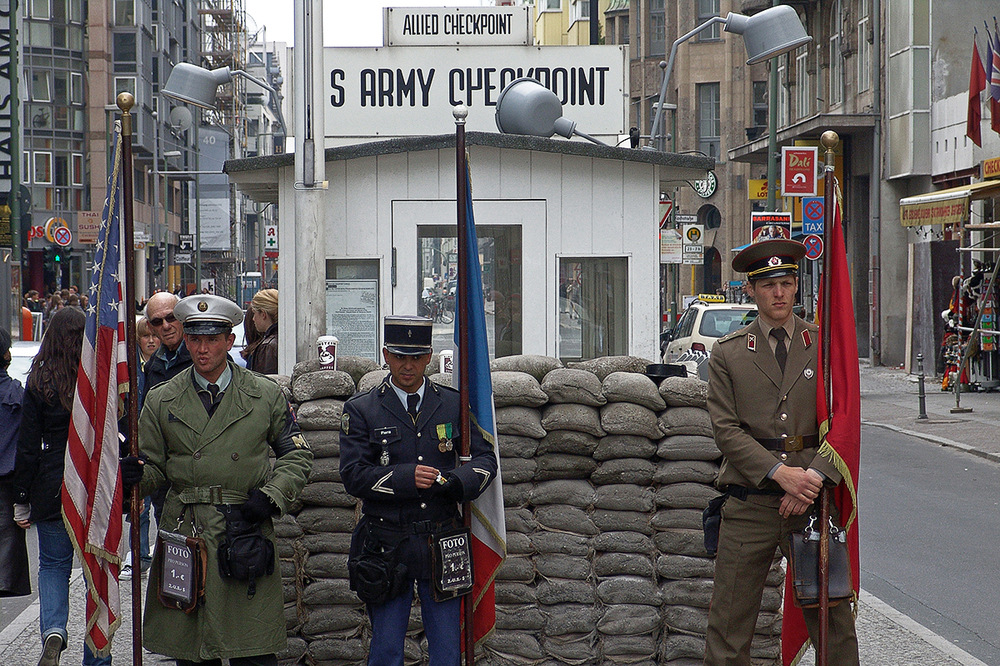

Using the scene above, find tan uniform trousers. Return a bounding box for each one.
[704,494,860,666]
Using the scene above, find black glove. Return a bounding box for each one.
[120,455,146,493]
[438,473,464,502]
[239,489,276,523]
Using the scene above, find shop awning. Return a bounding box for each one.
[899,180,1000,227]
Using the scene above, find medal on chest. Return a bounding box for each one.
[437,423,454,453]
[380,449,390,466]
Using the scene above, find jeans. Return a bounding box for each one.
[35,520,113,666]
[367,579,460,666]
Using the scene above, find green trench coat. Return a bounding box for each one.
[137,363,312,661]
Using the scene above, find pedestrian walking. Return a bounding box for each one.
[248,289,279,375]
[702,239,859,665]
[340,315,498,666]
[0,327,30,599]
[12,307,112,666]
[122,294,312,665]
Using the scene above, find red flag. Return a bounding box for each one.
[62,126,129,656]
[967,38,986,146]
[782,185,861,666]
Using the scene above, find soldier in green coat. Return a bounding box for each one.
[123,294,312,665]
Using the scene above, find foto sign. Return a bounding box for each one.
[384,6,531,47]
[682,224,704,266]
[324,45,627,139]
[781,146,817,197]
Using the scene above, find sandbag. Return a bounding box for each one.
[492,370,550,408]
[540,368,607,406]
[602,371,666,411]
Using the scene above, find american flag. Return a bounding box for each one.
[62,125,128,656]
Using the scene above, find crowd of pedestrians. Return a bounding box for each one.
[1,286,288,666]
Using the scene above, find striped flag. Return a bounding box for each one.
[991,25,1000,102]
[62,125,128,656]
[455,160,506,650]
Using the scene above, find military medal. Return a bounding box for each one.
[804,368,814,379]
[437,423,454,453]
[380,449,390,466]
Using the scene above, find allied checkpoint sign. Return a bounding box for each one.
[323,45,628,141]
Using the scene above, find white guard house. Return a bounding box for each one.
[225,131,712,365]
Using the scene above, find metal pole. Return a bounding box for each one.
[916,353,928,419]
[454,106,475,666]
[116,92,143,666]
[766,0,780,213]
[817,130,839,666]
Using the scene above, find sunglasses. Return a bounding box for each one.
[148,313,177,327]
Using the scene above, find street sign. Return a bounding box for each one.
[802,197,824,234]
[658,199,673,229]
[682,224,704,266]
[781,146,818,197]
[660,228,683,264]
[803,234,824,260]
[264,224,278,252]
[134,242,145,250]
[53,226,73,247]
[174,252,192,264]
[751,212,792,243]
[179,234,194,251]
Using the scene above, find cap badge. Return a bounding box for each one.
[198,300,208,312]
[407,329,413,338]
[767,256,782,267]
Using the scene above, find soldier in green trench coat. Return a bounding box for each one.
[125,294,312,665]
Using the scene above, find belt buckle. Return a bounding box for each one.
[784,435,804,452]
[208,485,224,504]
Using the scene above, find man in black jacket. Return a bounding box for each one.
[142,292,192,401]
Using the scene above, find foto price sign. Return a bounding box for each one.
[781,146,818,197]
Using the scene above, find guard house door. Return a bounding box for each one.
[391,199,546,359]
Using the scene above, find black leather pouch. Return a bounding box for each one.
[787,514,852,608]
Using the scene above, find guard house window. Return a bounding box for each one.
[857,0,871,93]
[697,82,720,159]
[795,45,810,119]
[418,225,522,359]
[829,10,843,107]
[34,152,52,185]
[559,257,628,361]
[696,0,720,41]
[650,0,665,56]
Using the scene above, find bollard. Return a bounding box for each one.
[916,353,928,419]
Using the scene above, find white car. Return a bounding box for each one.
[661,300,758,379]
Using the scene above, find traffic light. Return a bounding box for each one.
[152,247,165,275]
[53,250,62,263]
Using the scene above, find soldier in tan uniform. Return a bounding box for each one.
[704,240,859,665]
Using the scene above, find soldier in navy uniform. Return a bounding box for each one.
[340,315,498,666]
[703,240,859,665]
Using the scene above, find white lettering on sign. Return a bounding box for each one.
[324,46,627,140]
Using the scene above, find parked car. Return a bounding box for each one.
[661,299,758,379]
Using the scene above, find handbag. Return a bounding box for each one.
[347,518,410,606]
[787,513,853,608]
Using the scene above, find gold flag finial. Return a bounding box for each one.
[116,92,135,137]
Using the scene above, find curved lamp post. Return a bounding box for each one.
[494,77,607,145]
[649,5,812,152]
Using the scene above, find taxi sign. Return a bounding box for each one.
[697,294,726,303]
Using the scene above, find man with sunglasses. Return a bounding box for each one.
[143,292,192,402]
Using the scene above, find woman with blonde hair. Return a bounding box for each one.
[249,289,279,374]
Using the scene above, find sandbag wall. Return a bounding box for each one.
[273,355,784,666]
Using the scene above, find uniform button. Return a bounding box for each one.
[417,432,422,438]
[781,434,787,439]
[780,453,788,461]
[231,452,239,460]
[781,395,788,402]
[417,456,424,462]
[382,439,387,444]
[193,451,201,460]
[420,502,427,509]
[779,413,788,421]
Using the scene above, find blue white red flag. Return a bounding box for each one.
[455,160,507,651]
[992,25,1000,102]
[62,125,128,656]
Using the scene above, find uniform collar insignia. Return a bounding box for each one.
[747,333,757,352]
[801,329,812,348]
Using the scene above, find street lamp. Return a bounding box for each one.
[649,5,812,152]
[494,77,608,145]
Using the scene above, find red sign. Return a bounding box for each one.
[803,234,824,260]
[53,226,73,247]
[658,199,673,229]
[781,146,818,197]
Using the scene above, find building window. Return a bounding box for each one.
[72,153,84,186]
[30,0,49,19]
[829,12,843,106]
[697,82,721,159]
[795,46,810,119]
[31,71,51,102]
[70,72,83,103]
[115,0,135,25]
[571,0,590,22]
[752,80,768,131]
[114,76,136,98]
[418,225,523,359]
[34,152,53,185]
[558,257,628,361]
[696,0,720,41]
[650,0,665,56]
[541,0,561,11]
[619,15,629,45]
[114,32,137,64]
[858,1,872,93]
[54,154,69,187]
[22,152,30,183]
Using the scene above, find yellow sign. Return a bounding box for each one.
[697,293,725,303]
[984,157,1000,180]
[748,179,769,200]
[900,199,968,227]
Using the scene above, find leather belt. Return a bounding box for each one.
[756,434,819,452]
[175,485,248,505]
[370,516,459,535]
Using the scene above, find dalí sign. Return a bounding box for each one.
[324,45,628,140]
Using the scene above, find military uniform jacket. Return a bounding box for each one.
[339,377,498,577]
[137,362,313,661]
[707,316,841,492]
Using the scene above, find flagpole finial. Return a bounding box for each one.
[116,93,135,137]
[453,104,468,125]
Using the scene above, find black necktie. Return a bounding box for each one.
[201,383,222,415]
[406,393,420,422]
[771,328,787,374]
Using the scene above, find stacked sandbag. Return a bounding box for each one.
[282,356,785,665]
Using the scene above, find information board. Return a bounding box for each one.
[326,279,380,360]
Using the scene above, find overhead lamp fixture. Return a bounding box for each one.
[649,5,811,150]
[495,78,607,146]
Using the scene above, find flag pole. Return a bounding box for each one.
[115,92,143,666]
[454,104,475,666]
[817,129,839,666]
